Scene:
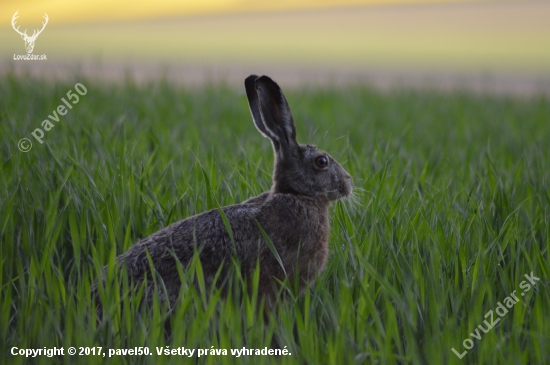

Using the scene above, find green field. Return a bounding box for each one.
[1,73,549,364]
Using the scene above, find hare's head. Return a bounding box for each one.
[245,75,353,201]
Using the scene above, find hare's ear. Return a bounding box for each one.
[245,75,276,142]
[254,76,298,157]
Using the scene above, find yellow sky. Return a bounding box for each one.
[2,0,481,24]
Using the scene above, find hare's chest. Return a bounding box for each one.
[296,213,330,280]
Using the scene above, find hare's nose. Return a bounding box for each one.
[345,173,353,186]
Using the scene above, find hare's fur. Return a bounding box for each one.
[102,75,353,309]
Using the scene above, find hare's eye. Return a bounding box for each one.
[315,156,328,168]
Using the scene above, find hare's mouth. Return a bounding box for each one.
[327,177,353,201]
[337,176,354,200]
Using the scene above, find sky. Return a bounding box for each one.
[2,0,480,24]
[1,0,548,86]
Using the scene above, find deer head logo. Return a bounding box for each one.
[11,11,49,54]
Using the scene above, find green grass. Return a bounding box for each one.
[0,72,549,364]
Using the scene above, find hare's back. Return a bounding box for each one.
[119,203,263,280]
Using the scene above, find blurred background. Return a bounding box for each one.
[1,0,549,95]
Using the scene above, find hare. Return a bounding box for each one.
[100,75,353,310]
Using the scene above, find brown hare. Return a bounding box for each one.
[99,75,353,311]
